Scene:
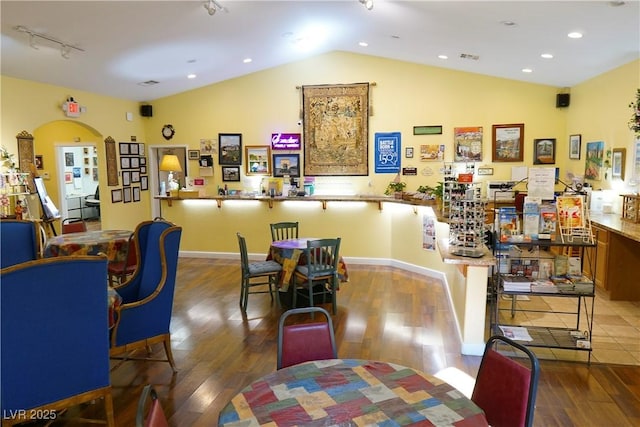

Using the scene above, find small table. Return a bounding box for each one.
[44,229,132,262]
[268,238,348,290]
[218,359,489,426]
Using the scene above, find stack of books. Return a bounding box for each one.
[549,276,576,292]
[501,275,533,292]
[531,279,558,293]
[568,274,595,294]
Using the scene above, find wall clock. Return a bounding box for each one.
[162,124,175,141]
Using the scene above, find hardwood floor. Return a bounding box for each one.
[55,258,639,426]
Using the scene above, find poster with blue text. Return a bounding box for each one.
[375,132,401,173]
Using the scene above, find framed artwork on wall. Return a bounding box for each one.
[111,189,122,203]
[585,141,604,181]
[569,134,581,159]
[219,133,242,165]
[272,154,300,177]
[188,150,200,160]
[245,145,271,175]
[612,148,626,179]
[492,123,524,162]
[533,138,556,164]
[222,166,240,182]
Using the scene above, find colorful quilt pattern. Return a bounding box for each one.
[219,359,488,426]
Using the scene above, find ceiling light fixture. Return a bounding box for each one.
[359,0,374,11]
[203,0,227,16]
[14,25,85,59]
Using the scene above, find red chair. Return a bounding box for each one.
[61,217,87,234]
[277,307,337,370]
[471,335,540,427]
[108,233,137,286]
[136,385,169,427]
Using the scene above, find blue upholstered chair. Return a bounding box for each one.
[1,256,115,426]
[0,219,40,268]
[111,219,182,371]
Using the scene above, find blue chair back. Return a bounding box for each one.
[111,221,181,348]
[1,256,110,413]
[1,219,39,268]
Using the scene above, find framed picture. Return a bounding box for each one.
[188,149,200,160]
[133,186,141,202]
[219,133,242,165]
[131,171,140,183]
[245,145,271,175]
[140,166,147,174]
[122,171,131,186]
[129,143,139,155]
[273,154,300,177]
[111,189,123,203]
[35,155,44,170]
[222,166,241,182]
[140,175,149,191]
[420,144,445,161]
[405,147,414,158]
[477,167,494,176]
[585,141,604,181]
[64,172,72,183]
[454,126,483,161]
[130,157,140,169]
[123,187,132,203]
[119,142,129,155]
[413,125,443,135]
[533,138,556,164]
[138,143,145,155]
[120,157,130,169]
[65,152,74,166]
[569,134,581,160]
[612,148,626,179]
[492,123,524,162]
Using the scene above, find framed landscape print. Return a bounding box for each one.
[612,148,625,179]
[492,123,524,162]
[273,154,300,177]
[585,141,604,180]
[222,166,241,182]
[533,138,556,164]
[454,126,483,162]
[569,134,581,159]
[245,145,271,175]
[219,133,242,165]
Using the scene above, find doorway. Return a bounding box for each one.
[56,143,100,223]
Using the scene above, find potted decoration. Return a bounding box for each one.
[384,181,407,199]
[629,88,640,138]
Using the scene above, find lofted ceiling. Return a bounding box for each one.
[1,1,639,102]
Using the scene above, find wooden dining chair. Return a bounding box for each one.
[270,221,299,241]
[136,385,169,427]
[471,335,540,427]
[237,232,282,312]
[292,238,341,315]
[277,307,337,369]
[61,217,87,234]
[108,232,138,286]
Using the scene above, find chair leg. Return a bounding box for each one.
[163,335,177,372]
[331,277,337,314]
[308,279,315,319]
[104,389,116,427]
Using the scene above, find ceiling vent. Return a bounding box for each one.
[459,53,480,61]
[138,80,160,86]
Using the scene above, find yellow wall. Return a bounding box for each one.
[0,76,150,231]
[566,60,640,186]
[2,53,638,245]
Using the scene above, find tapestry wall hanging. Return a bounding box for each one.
[302,83,369,176]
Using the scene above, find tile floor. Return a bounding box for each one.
[494,288,640,365]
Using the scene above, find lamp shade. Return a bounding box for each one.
[159,154,182,172]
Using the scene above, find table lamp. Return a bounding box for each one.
[159,154,182,195]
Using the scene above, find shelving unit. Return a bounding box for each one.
[0,172,31,218]
[448,198,487,256]
[490,235,597,363]
[621,194,640,223]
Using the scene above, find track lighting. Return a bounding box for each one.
[359,0,374,11]
[14,25,84,59]
[204,0,227,16]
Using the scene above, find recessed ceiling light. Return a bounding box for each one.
[243,58,252,63]
[187,74,196,79]
[568,32,583,39]
[541,53,553,59]
[438,55,448,60]
[358,41,368,47]
[522,68,533,73]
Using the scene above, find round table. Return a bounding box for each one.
[218,359,488,426]
[43,229,132,262]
